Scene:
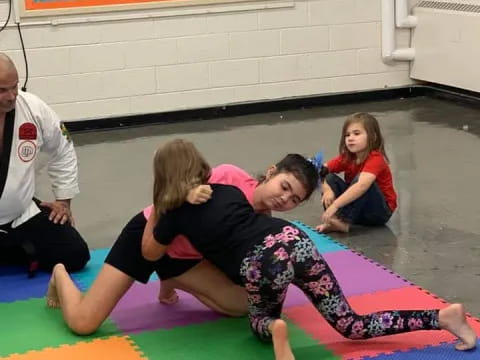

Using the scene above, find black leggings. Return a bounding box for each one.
[240,225,439,342]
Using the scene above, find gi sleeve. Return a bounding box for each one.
[36,99,79,200]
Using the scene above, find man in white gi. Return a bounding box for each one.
[0,53,89,276]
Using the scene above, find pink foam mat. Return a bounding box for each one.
[284,286,480,359]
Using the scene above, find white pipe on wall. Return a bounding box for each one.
[395,0,418,27]
[382,0,417,64]
[382,0,396,63]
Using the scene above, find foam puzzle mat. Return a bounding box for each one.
[1,221,479,359]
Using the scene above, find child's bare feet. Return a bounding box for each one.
[316,217,350,233]
[439,304,477,351]
[158,285,179,305]
[271,319,295,360]
[46,264,64,308]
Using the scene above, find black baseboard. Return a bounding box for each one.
[65,83,480,133]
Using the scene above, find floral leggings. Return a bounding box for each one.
[239,225,440,342]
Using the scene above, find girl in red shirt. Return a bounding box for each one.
[317,112,397,233]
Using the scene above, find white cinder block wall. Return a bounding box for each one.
[0,0,414,122]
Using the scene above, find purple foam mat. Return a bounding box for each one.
[284,285,310,308]
[322,250,411,297]
[110,280,310,334]
[110,281,223,333]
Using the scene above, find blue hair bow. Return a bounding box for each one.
[308,151,324,172]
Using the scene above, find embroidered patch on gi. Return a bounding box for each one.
[18,140,37,162]
[60,122,71,142]
[19,123,37,140]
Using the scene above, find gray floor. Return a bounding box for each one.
[36,96,480,316]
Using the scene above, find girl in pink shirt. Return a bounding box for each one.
[145,155,319,311]
[154,158,315,307]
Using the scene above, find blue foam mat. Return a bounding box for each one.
[291,221,347,254]
[0,269,51,302]
[0,266,79,302]
[364,340,480,359]
[70,248,109,290]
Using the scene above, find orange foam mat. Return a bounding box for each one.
[284,286,480,360]
[1,336,145,360]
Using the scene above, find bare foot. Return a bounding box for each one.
[439,304,477,351]
[271,319,295,360]
[46,264,64,309]
[316,217,350,233]
[315,223,329,233]
[158,286,179,305]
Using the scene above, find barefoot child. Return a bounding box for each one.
[143,139,476,360]
[317,112,396,233]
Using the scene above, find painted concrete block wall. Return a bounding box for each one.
[0,0,413,122]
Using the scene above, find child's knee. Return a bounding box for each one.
[325,173,342,184]
[68,313,101,335]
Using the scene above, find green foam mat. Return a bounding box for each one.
[0,298,120,356]
[130,317,340,360]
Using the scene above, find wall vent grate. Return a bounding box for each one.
[417,1,480,13]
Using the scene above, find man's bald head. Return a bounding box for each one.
[0,53,16,74]
[0,53,19,114]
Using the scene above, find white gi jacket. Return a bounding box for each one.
[0,91,79,227]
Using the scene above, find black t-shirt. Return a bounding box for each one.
[153,184,289,284]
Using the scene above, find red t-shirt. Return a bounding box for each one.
[327,151,397,212]
[143,164,258,259]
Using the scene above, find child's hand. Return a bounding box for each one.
[186,185,212,204]
[322,204,339,225]
[322,190,335,209]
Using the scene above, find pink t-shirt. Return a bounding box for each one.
[143,164,258,259]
